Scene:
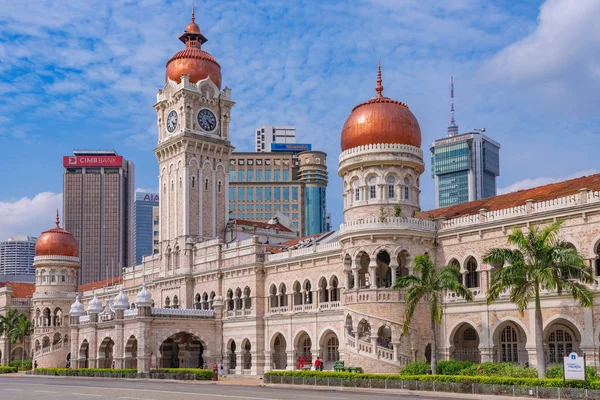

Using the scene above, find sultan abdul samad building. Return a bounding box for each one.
[2,11,600,374]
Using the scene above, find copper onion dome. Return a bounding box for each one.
[341,63,421,151]
[35,210,79,258]
[165,7,222,89]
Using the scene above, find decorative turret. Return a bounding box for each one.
[69,295,84,317]
[113,287,130,311]
[135,283,153,307]
[88,292,103,314]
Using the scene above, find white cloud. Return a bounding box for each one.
[0,192,63,240]
[498,169,599,195]
[482,0,600,112]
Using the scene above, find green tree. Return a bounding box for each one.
[393,254,473,374]
[8,315,32,368]
[0,309,20,363]
[484,221,595,378]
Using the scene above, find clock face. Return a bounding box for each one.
[197,109,217,132]
[166,110,178,133]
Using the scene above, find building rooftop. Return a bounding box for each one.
[5,236,36,242]
[72,150,118,156]
[78,276,123,293]
[266,231,334,254]
[0,282,35,298]
[231,219,292,233]
[422,173,600,219]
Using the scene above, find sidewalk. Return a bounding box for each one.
[265,382,534,400]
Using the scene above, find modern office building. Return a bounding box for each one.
[228,150,328,236]
[0,236,36,282]
[430,78,500,208]
[255,125,296,152]
[152,206,159,256]
[133,192,159,265]
[63,150,134,284]
[431,132,501,208]
[298,151,328,235]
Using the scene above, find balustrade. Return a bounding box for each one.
[270,306,288,314]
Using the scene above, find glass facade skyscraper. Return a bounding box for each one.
[0,236,36,282]
[431,132,500,208]
[134,192,159,265]
[298,151,328,236]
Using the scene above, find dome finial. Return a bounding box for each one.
[55,209,60,228]
[376,61,384,98]
[191,2,195,23]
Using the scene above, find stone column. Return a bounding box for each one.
[392,341,400,362]
[286,346,295,371]
[389,259,398,285]
[369,261,377,288]
[312,290,318,309]
[114,311,125,369]
[370,335,378,356]
[352,268,359,290]
[236,351,243,375]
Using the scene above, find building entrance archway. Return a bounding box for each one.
[159,332,205,368]
[451,323,481,362]
[271,333,287,370]
[98,337,114,368]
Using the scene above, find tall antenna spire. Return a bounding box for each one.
[447,76,459,137]
[191,3,195,23]
[375,61,384,98]
[55,209,60,227]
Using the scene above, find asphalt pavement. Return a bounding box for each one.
[0,375,521,400]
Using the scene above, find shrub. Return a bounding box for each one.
[34,368,137,377]
[399,362,429,375]
[264,370,596,389]
[10,360,32,370]
[150,368,214,380]
[436,360,474,375]
[0,366,17,373]
[457,362,537,378]
[546,365,597,381]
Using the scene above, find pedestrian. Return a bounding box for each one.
[203,361,208,369]
[314,357,321,371]
[34,360,38,369]
[218,360,224,376]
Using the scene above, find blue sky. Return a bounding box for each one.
[1,0,600,239]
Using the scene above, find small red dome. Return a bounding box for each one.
[35,212,79,258]
[341,63,421,151]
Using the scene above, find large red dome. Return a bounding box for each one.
[341,64,421,151]
[35,213,78,258]
[165,10,222,89]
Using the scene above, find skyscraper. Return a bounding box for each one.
[134,192,159,265]
[431,132,501,208]
[255,125,296,152]
[430,79,500,208]
[63,150,134,284]
[0,236,36,282]
[228,150,328,236]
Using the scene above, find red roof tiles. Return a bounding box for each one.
[423,174,600,219]
[231,218,293,232]
[78,276,123,293]
[0,282,35,298]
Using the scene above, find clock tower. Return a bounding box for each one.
[154,9,234,270]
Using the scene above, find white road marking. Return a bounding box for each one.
[71,394,103,397]
[4,389,24,391]
[4,382,283,400]
[35,390,58,393]
[119,397,152,400]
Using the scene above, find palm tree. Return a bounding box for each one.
[484,221,595,378]
[8,315,32,369]
[0,308,20,363]
[393,254,473,374]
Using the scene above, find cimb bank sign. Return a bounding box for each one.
[63,155,123,167]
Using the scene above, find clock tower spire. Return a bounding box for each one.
[153,12,235,273]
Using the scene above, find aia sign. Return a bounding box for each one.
[143,194,159,202]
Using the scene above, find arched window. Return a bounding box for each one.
[171,180,174,191]
[387,176,395,199]
[174,247,180,269]
[60,270,67,283]
[500,325,519,363]
[165,297,171,308]
[179,177,182,188]
[205,178,209,191]
[595,242,600,276]
[235,288,242,310]
[352,180,360,202]
[243,287,251,309]
[368,177,377,199]
[209,291,215,310]
[548,328,573,363]
[51,270,56,283]
[304,281,312,304]
[218,181,222,193]
[269,285,278,309]
[172,295,179,309]
[463,327,478,341]
[163,184,166,194]
[404,177,410,200]
[166,248,172,270]
[465,257,479,288]
[227,289,234,311]
[192,176,196,188]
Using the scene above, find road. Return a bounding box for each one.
[0,375,472,400]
